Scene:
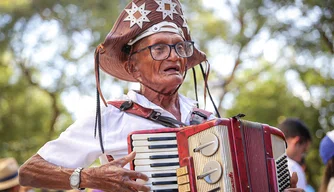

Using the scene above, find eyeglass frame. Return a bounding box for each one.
[130,41,194,61]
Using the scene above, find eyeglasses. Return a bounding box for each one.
[131,41,194,61]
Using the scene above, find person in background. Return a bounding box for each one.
[319,130,334,192]
[278,117,312,189]
[299,157,315,192]
[0,157,21,192]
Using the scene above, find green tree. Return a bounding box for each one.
[225,67,323,187]
[0,0,126,162]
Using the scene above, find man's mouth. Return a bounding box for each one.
[163,65,180,73]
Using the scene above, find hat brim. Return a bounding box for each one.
[99,46,206,82]
[0,176,19,190]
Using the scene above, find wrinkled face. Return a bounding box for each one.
[129,32,187,93]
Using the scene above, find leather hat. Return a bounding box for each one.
[95,0,206,82]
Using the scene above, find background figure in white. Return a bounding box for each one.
[278,118,312,189]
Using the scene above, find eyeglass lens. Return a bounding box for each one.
[150,41,194,60]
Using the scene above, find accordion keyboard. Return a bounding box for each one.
[271,134,291,191]
[131,132,180,192]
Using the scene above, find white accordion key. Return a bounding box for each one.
[131,133,177,140]
[144,184,179,191]
[137,176,177,184]
[141,170,177,178]
[133,146,177,153]
[132,139,177,146]
[134,158,179,166]
[135,151,178,159]
[135,165,179,172]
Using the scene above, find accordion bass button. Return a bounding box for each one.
[197,160,223,184]
[196,133,219,157]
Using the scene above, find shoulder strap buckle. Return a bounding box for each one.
[119,100,133,111]
[190,108,212,125]
[149,111,161,121]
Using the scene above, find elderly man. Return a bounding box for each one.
[19,1,208,191]
[19,0,303,192]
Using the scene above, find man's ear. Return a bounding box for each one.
[291,136,301,145]
[124,60,140,79]
[286,136,299,146]
[132,66,141,79]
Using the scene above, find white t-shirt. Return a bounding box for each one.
[38,90,214,169]
[287,157,307,189]
[328,178,334,192]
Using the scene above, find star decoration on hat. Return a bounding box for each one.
[155,0,178,20]
[180,14,190,34]
[124,2,151,28]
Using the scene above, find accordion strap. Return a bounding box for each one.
[107,100,187,128]
[190,108,212,125]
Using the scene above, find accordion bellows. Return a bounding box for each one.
[128,118,290,192]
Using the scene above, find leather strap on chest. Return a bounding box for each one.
[107,100,186,128]
[108,100,212,126]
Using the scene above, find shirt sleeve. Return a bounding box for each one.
[37,106,106,168]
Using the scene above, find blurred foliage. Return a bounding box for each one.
[225,67,324,187]
[0,0,127,163]
[0,0,333,190]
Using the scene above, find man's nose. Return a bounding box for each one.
[168,47,179,60]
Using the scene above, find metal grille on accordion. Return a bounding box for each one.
[128,118,290,192]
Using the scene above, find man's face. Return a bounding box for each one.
[286,137,310,163]
[294,141,311,163]
[129,32,187,93]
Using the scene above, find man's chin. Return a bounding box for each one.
[163,72,184,79]
[164,75,184,85]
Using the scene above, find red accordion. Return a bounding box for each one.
[128,118,290,192]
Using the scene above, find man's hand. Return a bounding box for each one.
[284,172,305,192]
[86,151,150,192]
